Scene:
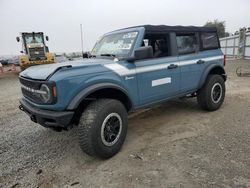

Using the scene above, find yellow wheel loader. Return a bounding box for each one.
[16,32,55,71]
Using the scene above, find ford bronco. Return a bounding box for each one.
[19,25,226,158]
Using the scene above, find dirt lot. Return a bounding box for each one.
[0,60,250,188]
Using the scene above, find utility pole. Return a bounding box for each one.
[80,24,84,58]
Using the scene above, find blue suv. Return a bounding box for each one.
[19,25,227,158]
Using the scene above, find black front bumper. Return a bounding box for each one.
[19,98,74,129]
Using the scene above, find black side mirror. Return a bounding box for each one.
[134,46,153,61]
[16,37,20,42]
[121,46,154,63]
[45,36,49,41]
[20,51,24,54]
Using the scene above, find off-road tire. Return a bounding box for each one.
[197,74,225,111]
[78,99,128,158]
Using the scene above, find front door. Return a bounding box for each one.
[133,33,181,106]
[136,56,180,106]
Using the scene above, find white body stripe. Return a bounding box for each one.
[104,55,223,76]
[152,77,171,87]
[179,55,223,66]
[104,63,136,76]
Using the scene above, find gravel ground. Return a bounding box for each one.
[0,60,250,188]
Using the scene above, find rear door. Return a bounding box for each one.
[177,32,222,93]
[176,33,205,92]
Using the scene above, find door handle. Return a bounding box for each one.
[197,60,205,64]
[167,64,178,69]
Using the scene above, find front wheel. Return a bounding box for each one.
[197,74,225,111]
[78,99,128,158]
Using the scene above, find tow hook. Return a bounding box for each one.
[30,115,37,123]
[19,105,24,111]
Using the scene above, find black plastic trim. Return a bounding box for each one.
[67,83,132,110]
[19,98,74,128]
[198,64,227,89]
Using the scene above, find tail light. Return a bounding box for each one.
[223,55,226,66]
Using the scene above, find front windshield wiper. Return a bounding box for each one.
[100,53,116,57]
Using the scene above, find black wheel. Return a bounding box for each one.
[197,74,225,111]
[78,99,128,158]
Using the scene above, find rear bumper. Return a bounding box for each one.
[19,98,74,129]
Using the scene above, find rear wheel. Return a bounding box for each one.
[78,99,128,158]
[197,74,225,111]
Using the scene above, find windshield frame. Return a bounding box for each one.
[91,30,139,58]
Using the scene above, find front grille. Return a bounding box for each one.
[19,77,43,103]
[29,47,46,60]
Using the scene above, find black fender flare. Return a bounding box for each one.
[198,64,226,89]
[67,83,132,110]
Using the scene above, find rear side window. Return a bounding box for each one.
[176,34,198,55]
[201,32,219,50]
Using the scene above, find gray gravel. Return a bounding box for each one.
[0,60,250,188]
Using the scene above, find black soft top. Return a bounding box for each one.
[119,25,217,34]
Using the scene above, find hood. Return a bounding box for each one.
[20,58,114,80]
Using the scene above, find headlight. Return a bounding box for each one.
[40,84,51,103]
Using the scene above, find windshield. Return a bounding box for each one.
[91,31,138,57]
[24,34,44,44]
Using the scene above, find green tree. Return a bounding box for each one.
[204,19,228,38]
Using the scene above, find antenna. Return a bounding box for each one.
[80,24,84,58]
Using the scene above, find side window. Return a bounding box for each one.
[176,34,198,55]
[142,34,171,58]
[201,32,219,50]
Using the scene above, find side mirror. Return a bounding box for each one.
[134,46,153,61]
[45,36,49,41]
[20,51,24,54]
[16,37,20,42]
